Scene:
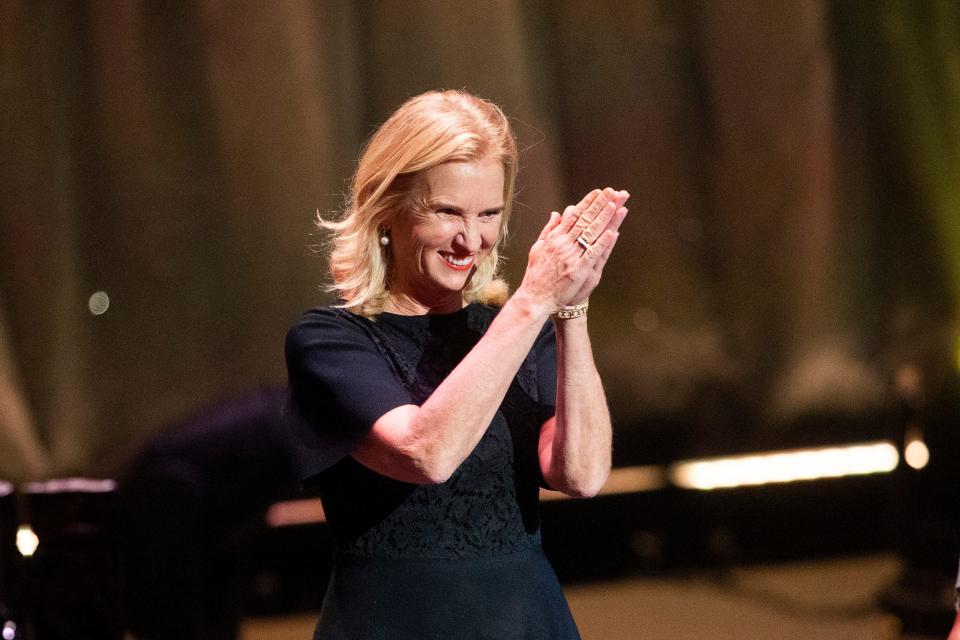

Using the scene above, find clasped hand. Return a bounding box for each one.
[518,187,629,314]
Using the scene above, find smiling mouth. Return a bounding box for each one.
[439,252,475,270]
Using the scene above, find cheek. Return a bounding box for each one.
[482,224,501,249]
[414,220,459,248]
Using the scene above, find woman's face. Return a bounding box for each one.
[387,157,505,312]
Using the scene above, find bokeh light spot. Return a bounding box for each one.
[904,438,929,470]
[16,525,38,557]
[88,291,110,315]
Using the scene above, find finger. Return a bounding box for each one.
[582,229,619,265]
[613,189,630,208]
[569,230,619,301]
[577,201,617,244]
[574,189,602,214]
[556,204,581,235]
[592,205,628,239]
[591,226,619,272]
[593,203,628,239]
[572,187,616,235]
[603,205,628,234]
[537,211,561,242]
[573,252,607,300]
[582,187,615,220]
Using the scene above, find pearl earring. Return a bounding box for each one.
[380,234,390,246]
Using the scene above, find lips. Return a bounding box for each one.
[439,251,475,271]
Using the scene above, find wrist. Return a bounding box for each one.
[553,313,588,335]
[507,288,554,322]
[554,299,589,320]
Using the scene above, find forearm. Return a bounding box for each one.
[357,188,627,484]
[540,315,612,497]
[357,292,552,483]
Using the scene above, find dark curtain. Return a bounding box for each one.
[1,0,957,481]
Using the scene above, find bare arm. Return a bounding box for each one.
[539,189,629,497]
[353,189,625,484]
[538,317,611,497]
[352,295,551,483]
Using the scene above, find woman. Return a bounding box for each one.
[285,90,628,639]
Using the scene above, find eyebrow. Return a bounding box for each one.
[432,202,505,215]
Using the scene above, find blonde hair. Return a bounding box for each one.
[320,90,518,316]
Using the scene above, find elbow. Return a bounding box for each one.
[568,486,601,499]
[377,451,455,485]
[402,444,461,485]
[377,407,461,484]
[564,476,607,499]
[546,468,609,499]
[417,458,457,485]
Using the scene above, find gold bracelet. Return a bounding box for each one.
[554,300,588,319]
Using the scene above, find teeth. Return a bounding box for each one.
[442,254,472,266]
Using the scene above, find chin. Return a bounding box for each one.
[430,264,476,291]
[434,274,472,294]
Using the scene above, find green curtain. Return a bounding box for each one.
[879,0,960,295]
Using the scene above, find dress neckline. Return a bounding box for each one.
[374,303,480,323]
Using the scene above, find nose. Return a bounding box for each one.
[454,218,482,253]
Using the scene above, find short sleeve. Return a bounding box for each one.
[284,308,412,483]
[534,320,557,423]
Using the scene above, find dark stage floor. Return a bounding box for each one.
[241,553,948,640]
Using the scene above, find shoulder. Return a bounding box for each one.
[291,305,362,328]
[287,305,368,339]
[285,306,376,360]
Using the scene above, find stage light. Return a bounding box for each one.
[668,441,900,490]
[266,498,326,527]
[265,444,903,522]
[15,525,38,558]
[904,439,929,469]
[904,427,930,470]
[87,291,110,316]
[21,478,116,494]
[17,477,123,635]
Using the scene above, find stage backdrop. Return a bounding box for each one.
[1,0,957,480]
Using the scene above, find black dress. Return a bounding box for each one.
[284,303,580,640]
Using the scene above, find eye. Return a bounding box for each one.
[480,209,502,220]
[435,207,459,216]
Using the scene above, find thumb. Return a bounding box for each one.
[537,211,561,241]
